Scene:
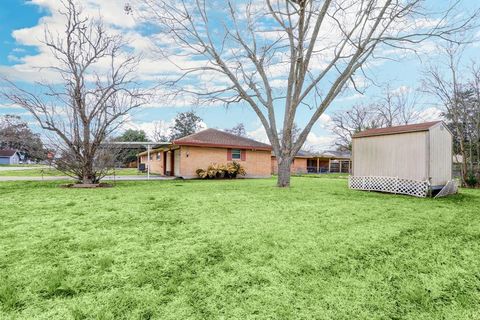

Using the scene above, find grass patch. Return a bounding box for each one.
[0,167,144,177]
[0,178,479,319]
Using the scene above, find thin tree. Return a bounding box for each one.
[169,111,204,140]
[422,43,480,186]
[225,123,247,137]
[135,0,478,186]
[470,63,480,183]
[331,104,383,151]
[375,85,419,126]
[1,1,147,184]
[114,129,150,166]
[152,121,171,142]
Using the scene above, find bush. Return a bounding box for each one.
[465,171,478,188]
[196,161,246,179]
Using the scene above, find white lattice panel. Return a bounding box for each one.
[349,176,430,198]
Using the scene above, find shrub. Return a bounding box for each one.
[196,161,246,179]
[465,171,478,188]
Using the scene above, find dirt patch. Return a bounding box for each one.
[60,183,113,188]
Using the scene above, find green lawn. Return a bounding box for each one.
[1,177,479,319]
[0,167,144,177]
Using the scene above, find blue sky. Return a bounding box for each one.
[0,0,479,149]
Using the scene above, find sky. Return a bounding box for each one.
[0,0,479,150]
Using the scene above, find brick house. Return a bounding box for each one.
[138,128,272,178]
[271,150,351,175]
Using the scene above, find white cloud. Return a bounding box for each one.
[0,103,23,110]
[247,126,269,143]
[416,107,444,122]
[317,113,333,130]
[336,93,365,102]
[305,132,336,152]
[120,116,208,140]
[247,121,335,151]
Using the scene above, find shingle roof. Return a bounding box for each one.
[0,149,17,157]
[174,128,272,150]
[352,121,442,138]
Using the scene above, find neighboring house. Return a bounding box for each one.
[0,149,20,165]
[349,121,454,197]
[271,150,351,175]
[138,129,272,178]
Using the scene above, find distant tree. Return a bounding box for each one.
[153,121,170,142]
[114,129,149,165]
[332,85,421,151]
[117,129,149,142]
[169,111,204,140]
[331,104,383,151]
[423,43,480,187]
[1,1,147,184]
[0,114,45,161]
[375,86,419,127]
[225,123,246,137]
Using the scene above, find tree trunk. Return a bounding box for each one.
[277,157,293,187]
[81,161,95,184]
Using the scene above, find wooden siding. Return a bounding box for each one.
[428,123,452,185]
[352,131,428,181]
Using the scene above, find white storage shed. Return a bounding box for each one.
[349,121,455,197]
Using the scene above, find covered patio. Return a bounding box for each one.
[306,157,351,173]
[304,150,351,174]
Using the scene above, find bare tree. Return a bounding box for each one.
[135,0,478,187]
[152,121,170,142]
[332,84,421,150]
[331,103,383,151]
[375,85,419,126]
[1,1,147,184]
[422,43,480,186]
[225,123,247,137]
[471,63,480,180]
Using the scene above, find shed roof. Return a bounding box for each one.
[0,149,17,157]
[352,121,442,138]
[174,128,272,150]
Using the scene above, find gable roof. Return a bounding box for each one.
[352,121,443,138]
[173,128,272,150]
[0,149,18,157]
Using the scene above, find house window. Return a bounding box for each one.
[231,149,241,160]
[156,153,161,160]
[149,154,153,161]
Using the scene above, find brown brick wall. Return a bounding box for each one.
[140,152,164,174]
[179,146,271,178]
[271,157,308,174]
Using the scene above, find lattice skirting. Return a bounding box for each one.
[349,176,430,198]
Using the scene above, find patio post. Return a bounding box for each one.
[147,145,151,180]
